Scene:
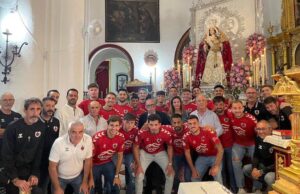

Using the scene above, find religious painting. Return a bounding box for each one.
[116,73,128,91]
[105,0,160,42]
[295,0,300,26]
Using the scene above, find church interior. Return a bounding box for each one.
[0,0,300,194]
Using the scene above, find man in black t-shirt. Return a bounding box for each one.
[264,96,292,130]
[1,98,45,194]
[0,92,22,150]
[244,87,270,121]
[243,120,275,192]
[38,97,60,193]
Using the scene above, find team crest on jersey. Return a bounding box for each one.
[224,118,229,122]
[192,140,196,144]
[17,133,23,139]
[254,110,260,115]
[280,115,285,121]
[103,144,106,148]
[201,136,205,142]
[124,110,128,114]
[130,135,134,139]
[113,143,118,149]
[157,138,162,143]
[35,131,41,137]
[241,123,246,128]
[146,138,150,142]
[53,126,58,132]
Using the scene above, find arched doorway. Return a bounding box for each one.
[89,44,134,97]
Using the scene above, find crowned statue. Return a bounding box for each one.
[195,26,233,85]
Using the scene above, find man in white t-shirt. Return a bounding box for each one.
[49,120,92,194]
[80,100,107,137]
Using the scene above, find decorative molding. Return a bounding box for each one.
[191,0,232,10]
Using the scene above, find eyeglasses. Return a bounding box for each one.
[146,104,155,108]
[255,128,269,131]
[2,99,14,102]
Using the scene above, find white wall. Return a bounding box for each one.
[88,0,194,91]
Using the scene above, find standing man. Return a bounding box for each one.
[133,114,174,194]
[244,87,270,121]
[114,89,133,117]
[79,83,105,115]
[129,93,145,125]
[155,91,169,114]
[80,101,107,137]
[138,98,171,129]
[91,116,125,194]
[264,96,292,130]
[0,92,22,194]
[47,90,60,105]
[183,115,224,183]
[0,92,22,156]
[190,95,223,136]
[181,89,197,114]
[39,97,60,193]
[231,100,257,194]
[55,88,84,136]
[1,98,45,194]
[138,88,148,111]
[260,85,273,100]
[213,96,237,193]
[49,121,92,194]
[243,120,275,193]
[166,114,189,193]
[119,113,138,194]
[100,92,120,120]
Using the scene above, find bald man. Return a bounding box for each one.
[190,95,223,136]
[80,100,108,137]
[0,92,22,151]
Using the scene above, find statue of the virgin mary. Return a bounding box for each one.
[195,26,233,85]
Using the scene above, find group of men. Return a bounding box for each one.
[0,82,292,194]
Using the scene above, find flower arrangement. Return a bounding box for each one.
[164,68,181,91]
[182,45,196,64]
[229,59,251,99]
[246,33,266,57]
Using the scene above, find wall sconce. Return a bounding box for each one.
[0,30,28,84]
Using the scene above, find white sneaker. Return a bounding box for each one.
[254,189,262,194]
[237,188,247,194]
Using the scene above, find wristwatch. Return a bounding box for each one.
[168,162,172,166]
[114,174,119,178]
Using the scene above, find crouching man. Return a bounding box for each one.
[133,114,174,194]
[243,120,275,193]
[183,115,224,183]
[49,121,93,194]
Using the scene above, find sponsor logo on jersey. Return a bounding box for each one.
[35,131,41,137]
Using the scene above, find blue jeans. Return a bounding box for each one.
[52,174,83,194]
[232,143,255,188]
[123,153,135,194]
[192,156,223,184]
[222,147,238,193]
[243,164,275,191]
[173,155,188,192]
[91,161,119,194]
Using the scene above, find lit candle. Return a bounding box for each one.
[249,77,252,87]
[241,57,244,64]
[187,56,190,65]
[261,55,265,85]
[253,61,256,86]
[249,47,253,68]
[189,65,192,89]
[264,48,268,80]
[177,60,180,69]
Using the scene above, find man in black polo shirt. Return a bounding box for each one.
[244,87,270,121]
[1,98,45,194]
[0,92,22,193]
[39,97,60,193]
[264,96,292,130]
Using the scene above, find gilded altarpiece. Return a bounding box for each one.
[268,1,300,194]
